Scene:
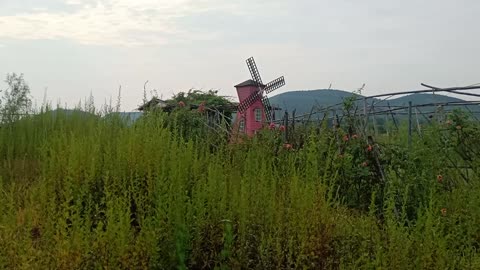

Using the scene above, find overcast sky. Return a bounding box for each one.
[0,0,479,110]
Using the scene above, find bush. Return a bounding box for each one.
[0,101,479,269]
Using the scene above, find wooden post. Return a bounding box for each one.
[363,98,368,133]
[416,107,432,123]
[408,101,412,147]
[306,106,315,126]
[332,109,340,150]
[333,109,337,127]
[292,109,296,134]
[284,111,289,142]
[388,101,399,131]
[384,113,390,136]
[371,100,378,137]
[415,108,422,137]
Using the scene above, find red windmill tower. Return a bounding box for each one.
[232,57,286,137]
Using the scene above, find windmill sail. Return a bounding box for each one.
[262,96,273,122]
[237,90,261,113]
[265,76,285,94]
[246,57,263,85]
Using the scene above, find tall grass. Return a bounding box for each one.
[0,106,479,269]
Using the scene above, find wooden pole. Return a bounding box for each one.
[371,100,378,137]
[388,102,399,132]
[384,113,390,136]
[292,109,296,134]
[415,108,422,137]
[363,98,368,133]
[408,101,413,147]
[416,107,432,124]
[369,84,480,99]
[306,106,315,125]
[333,109,340,151]
[332,109,337,129]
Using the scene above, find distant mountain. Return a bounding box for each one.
[105,112,143,122]
[269,89,476,117]
[384,93,465,107]
[41,108,98,118]
[43,109,143,122]
[269,90,354,114]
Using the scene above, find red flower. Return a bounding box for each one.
[279,125,286,132]
[352,134,359,139]
[178,101,186,107]
[441,208,447,216]
[342,135,349,142]
[437,175,443,183]
[198,102,206,113]
[446,120,452,125]
[367,145,373,152]
[283,143,293,150]
[362,161,368,167]
[269,123,276,130]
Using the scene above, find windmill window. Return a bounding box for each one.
[239,119,245,132]
[254,108,262,122]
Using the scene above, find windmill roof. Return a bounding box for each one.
[234,79,265,88]
[137,97,168,111]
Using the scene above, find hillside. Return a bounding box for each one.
[105,111,143,123]
[386,93,465,106]
[269,89,355,113]
[269,89,474,116]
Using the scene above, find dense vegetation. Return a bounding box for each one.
[0,104,479,269]
[0,76,480,269]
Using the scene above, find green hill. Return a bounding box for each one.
[269,89,355,113]
[269,90,477,117]
[387,93,465,106]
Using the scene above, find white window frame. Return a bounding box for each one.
[254,108,262,122]
[239,119,245,132]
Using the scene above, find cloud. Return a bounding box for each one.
[0,0,243,46]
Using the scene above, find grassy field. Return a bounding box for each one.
[0,107,479,269]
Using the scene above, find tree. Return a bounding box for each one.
[1,73,32,123]
[170,89,233,108]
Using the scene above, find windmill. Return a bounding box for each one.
[233,57,285,136]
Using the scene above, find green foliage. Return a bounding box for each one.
[0,100,479,269]
[170,89,232,108]
[1,73,32,123]
[141,89,234,143]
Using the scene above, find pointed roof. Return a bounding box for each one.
[234,79,265,88]
[137,97,168,111]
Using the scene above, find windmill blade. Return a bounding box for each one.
[262,96,273,123]
[264,76,285,94]
[237,90,262,113]
[246,57,263,85]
